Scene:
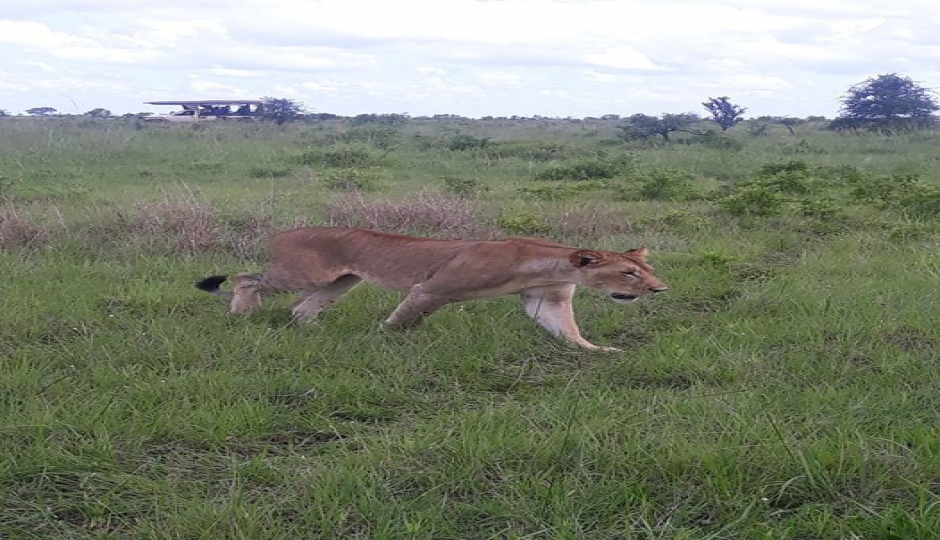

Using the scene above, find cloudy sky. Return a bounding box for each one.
[1,0,938,117]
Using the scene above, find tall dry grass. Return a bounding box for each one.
[324,190,495,239]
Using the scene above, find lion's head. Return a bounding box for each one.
[569,247,668,303]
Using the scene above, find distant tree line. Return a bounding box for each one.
[3,73,936,136]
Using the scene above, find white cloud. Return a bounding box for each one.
[0,20,74,47]
[0,0,939,116]
[189,79,247,95]
[478,72,527,85]
[583,48,662,71]
[205,67,265,77]
[583,70,620,82]
[415,67,446,75]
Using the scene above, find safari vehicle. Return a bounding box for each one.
[143,100,264,123]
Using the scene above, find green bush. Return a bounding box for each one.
[535,157,628,181]
[899,184,940,217]
[718,184,787,216]
[698,249,740,267]
[0,174,14,197]
[518,182,604,201]
[849,173,920,207]
[779,139,826,154]
[758,160,809,177]
[188,161,224,172]
[798,198,841,219]
[247,165,292,178]
[756,160,820,194]
[320,168,383,191]
[442,176,489,197]
[496,213,550,235]
[299,145,383,168]
[447,134,490,151]
[636,169,697,201]
[481,141,573,161]
[887,221,938,241]
[688,131,744,151]
[328,126,401,150]
[636,209,709,231]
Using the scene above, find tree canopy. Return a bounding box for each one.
[260,97,306,124]
[83,108,112,118]
[617,113,701,141]
[702,96,746,131]
[26,107,57,116]
[834,73,938,132]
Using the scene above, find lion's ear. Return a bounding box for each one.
[626,246,649,261]
[570,250,606,267]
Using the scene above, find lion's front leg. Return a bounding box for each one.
[520,285,620,352]
[382,288,453,329]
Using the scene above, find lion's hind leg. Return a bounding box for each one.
[229,273,264,315]
[382,286,453,329]
[290,274,362,323]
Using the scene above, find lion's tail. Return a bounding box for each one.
[195,275,233,299]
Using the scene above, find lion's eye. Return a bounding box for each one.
[621,270,638,277]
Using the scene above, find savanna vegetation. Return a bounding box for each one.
[0,112,938,539]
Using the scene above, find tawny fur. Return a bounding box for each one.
[196,227,668,351]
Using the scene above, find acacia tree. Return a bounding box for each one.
[752,115,804,135]
[703,96,746,131]
[777,116,803,135]
[260,97,305,125]
[26,107,57,116]
[833,73,938,133]
[83,108,111,118]
[617,113,701,141]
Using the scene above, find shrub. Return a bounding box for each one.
[554,207,635,239]
[0,209,54,249]
[798,198,841,219]
[815,164,865,183]
[899,184,940,217]
[718,184,787,216]
[247,165,292,178]
[636,209,709,232]
[887,221,938,241]
[779,139,826,155]
[496,213,550,235]
[758,160,809,177]
[323,191,487,239]
[480,141,572,161]
[849,173,920,207]
[535,157,628,181]
[442,176,489,197]
[188,161,224,172]
[84,198,278,258]
[687,131,744,151]
[0,174,14,197]
[330,126,400,150]
[298,145,383,168]
[518,181,605,201]
[447,134,490,151]
[636,169,697,201]
[709,161,820,212]
[699,249,739,267]
[752,160,821,195]
[320,168,383,191]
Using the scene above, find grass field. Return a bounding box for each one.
[1,116,938,539]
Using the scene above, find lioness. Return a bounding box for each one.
[196,227,667,351]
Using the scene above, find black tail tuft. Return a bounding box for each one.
[196,275,228,293]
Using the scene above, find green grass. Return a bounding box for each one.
[0,116,938,539]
